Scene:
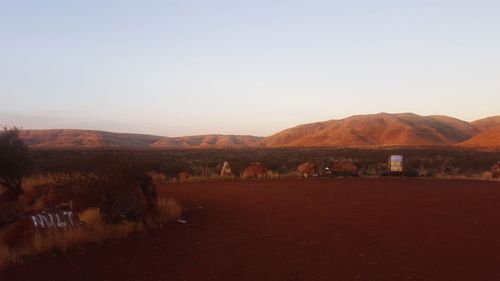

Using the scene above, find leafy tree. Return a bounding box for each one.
[0,127,30,200]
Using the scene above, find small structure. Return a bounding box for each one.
[297,162,319,178]
[332,160,357,176]
[491,161,500,179]
[323,166,333,177]
[220,161,233,177]
[242,163,267,179]
[176,172,192,182]
[389,155,404,175]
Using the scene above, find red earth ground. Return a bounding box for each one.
[2,178,500,281]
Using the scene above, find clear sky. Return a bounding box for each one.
[1,0,499,137]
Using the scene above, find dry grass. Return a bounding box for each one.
[147,171,168,183]
[156,198,183,224]
[21,173,69,193]
[186,175,236,183]
[0,244,25,269]
[265,171,280,179]
[181,171,290,183]
[432,171,500,181]
[0,199,182,270]
[480,171,493,180]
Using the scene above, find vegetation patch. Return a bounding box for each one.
[0,199,181,269]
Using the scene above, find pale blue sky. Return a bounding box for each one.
[1,0,499,136]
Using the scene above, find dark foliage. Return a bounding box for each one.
[26,147,500,179]
[0,127,30,201]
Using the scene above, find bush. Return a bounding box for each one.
[405,168,419,177]
[0,127,30,201]
[17,149,158,223]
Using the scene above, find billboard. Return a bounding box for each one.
[389,155,404,173]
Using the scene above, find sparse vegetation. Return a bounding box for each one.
[147,171,168,183]
[1,146,498,270]
[0,199,181,269]
[23,148,500,182]
[153,198,183,226]
[0,146,184,270]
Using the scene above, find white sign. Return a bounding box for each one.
[31,211,75,228]
[389,155,404,172]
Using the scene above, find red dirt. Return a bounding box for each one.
[2,178,500,281]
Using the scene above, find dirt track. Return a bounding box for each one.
[2,178,500,281]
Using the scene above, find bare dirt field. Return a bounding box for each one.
[2,178,500,281]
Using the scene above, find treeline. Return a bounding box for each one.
[28,147,500,178]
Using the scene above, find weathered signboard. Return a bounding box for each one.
[31,211,75,228]
[389,155,404,173]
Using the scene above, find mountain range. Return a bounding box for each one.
[16,113,500,149]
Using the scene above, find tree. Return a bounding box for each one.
[0,127,30,200]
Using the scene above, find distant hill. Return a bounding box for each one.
[19,130,163,148]
[471,116,500,132]
[457,116,500,148]
[459,127,500,148]
[150,135,263,149]
[261,113,480,148]
[17,113,500,149]
[19,130,262,149]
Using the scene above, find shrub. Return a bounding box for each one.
[0,201,21,229]
[332,160,358,177]
[151,198,183,227]
[147,171,168,182]
[405,168,419,177]
[0,127,31,201]
[18,171,158,224]
[481,171,493,180]
[242,163,267,179]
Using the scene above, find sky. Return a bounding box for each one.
[1,0,499,137]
